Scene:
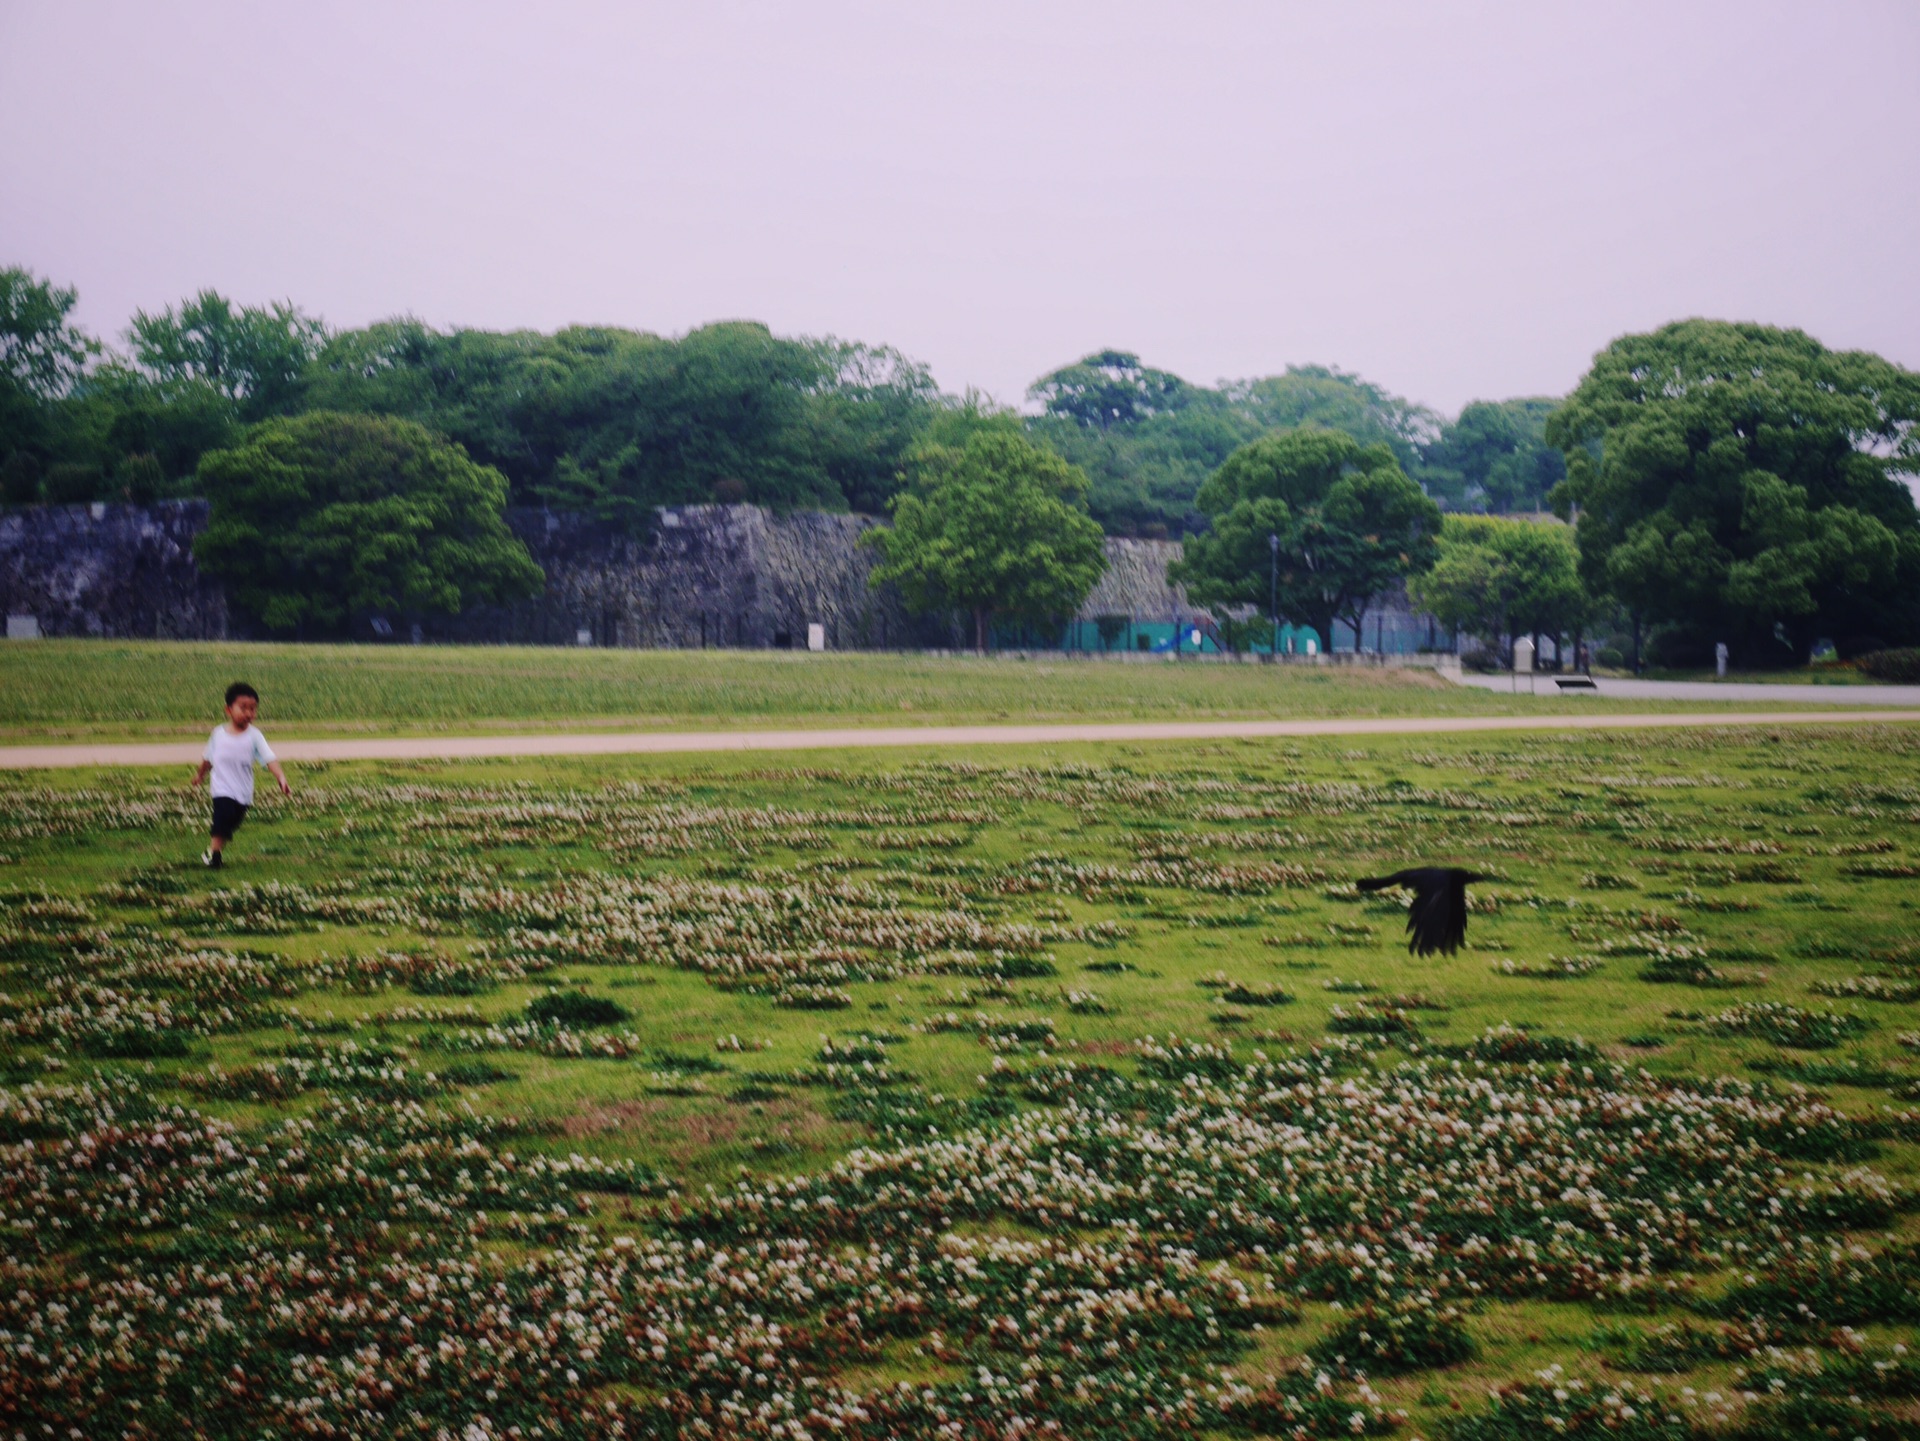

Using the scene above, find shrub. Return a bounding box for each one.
[983,954,1058,978]
[438,1061,515,1086]
[1598,1320,1741,1373]
[1456,1025,1598,1064]
[1309,1297,1475,1375]
[1439,1372,1691,1440]
[1327,1006,1420,1039]
[648,1049,729,1074]
[1857,648,1920,683]
[1639,956,1744,987]
[1700,1001,1872,1050]
[80,1028,192,1059]
[1221,983,1293,1007]
[525,992,630,1028]
[1712,1244,1920,1325]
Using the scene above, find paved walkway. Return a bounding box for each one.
[1453,673,1920,705]
[1,710,1916,769]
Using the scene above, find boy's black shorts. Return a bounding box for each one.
[210,797,249,839]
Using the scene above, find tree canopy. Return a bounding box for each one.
[0,269,97,401]
[0,268,101,503]
[17,265,1920,669]
[308,320,944,523]
[1547,319,1920,661]
[865,431,1107,651]
[1409,515,1586,655]
[128,291,327,421]
[1,272,954,517]
[1026,353,1441,537]
[1027,350,1194,430]
[194,411,544,635]
[1172,427,1442,649]
[1423,398,1565,511]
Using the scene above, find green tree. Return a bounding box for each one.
[1424,398,1565,512]
[1,267,101,499]
[308,319,943,521]
[1028,350,1194,430]
[1219,365,1441,472]
[866,431,1107,652]
[194,412,543,634]
[0,268,97,400]
[800,339,946,514]
[1024,354,1444,538]
[1172,427,1441,650]
[1548,320,1920,662]
[1410,515,1587,657]
[128,291,327,421]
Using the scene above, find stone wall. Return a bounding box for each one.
[0,500,1445,650]
[0,501,227,639]
[0,501,958,647]
[1078,538,1213,624]
[442,505,956,649]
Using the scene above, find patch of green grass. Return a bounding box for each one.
[6,720,1920,1436]
[0,638,1792,742]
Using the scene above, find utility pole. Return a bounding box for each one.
[1268,532,1279,661]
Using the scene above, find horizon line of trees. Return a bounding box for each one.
[4,266,1917,664]
[0,268,1564,530]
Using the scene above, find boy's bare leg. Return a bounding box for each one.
[209,835,227,855]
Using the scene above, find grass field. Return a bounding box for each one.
[0,640,1785,743]
[5,723,1920,1438]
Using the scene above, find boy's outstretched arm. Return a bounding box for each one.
[189,760,211,790]
[267,760,291,796]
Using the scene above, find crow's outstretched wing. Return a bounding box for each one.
[1425,878,1472,956]
[1357,867,1475,956]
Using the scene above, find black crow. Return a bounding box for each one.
[1355,867,1488,957]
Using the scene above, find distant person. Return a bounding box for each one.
[188,682,290,868]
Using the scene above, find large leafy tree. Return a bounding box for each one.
[1410,515,1587,655]
[1026,355,1441,538]
[1423,398,1566,512]
[1172,427,1441,650]
[1028,350,1194,430]
[0,267,97,401]
[1,267,101,501]
[1548,320,1920,661]
[195,411,543,634]
[1218,365,1440,471]
[128,291,328,421]
[308,320,943,521]
[866,430,1107,652]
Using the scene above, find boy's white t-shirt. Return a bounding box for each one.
[204,725,276,805]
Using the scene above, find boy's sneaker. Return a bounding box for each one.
[201,848,222,869]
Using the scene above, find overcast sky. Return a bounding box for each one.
[3,1,1916,416]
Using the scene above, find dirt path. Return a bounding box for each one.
[2,709,1917,770]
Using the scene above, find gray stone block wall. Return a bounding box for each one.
[1079,538,1213,624]
[0,500,959,648]
[441,504,956,649]
[0,501,228,639]
[0,499,1428,650]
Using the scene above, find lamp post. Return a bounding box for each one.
[1268,532,1279,660]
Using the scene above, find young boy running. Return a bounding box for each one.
[189,682,290,868]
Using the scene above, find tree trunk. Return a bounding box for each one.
[973,607,990,654]
[1631,612,1643,675]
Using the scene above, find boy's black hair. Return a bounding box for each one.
[224,682,259,708]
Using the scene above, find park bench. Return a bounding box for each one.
[1554,674,1598,691]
